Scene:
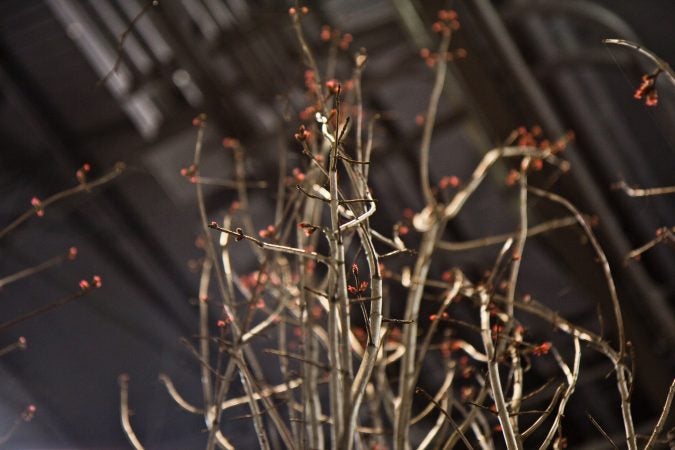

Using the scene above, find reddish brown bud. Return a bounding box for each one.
[222,137,240,148]
[31,197,44,217]
[320,25,331,42]
[22,404,36,422]
[192,114,207,127]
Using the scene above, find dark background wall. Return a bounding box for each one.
[0,0,673,448]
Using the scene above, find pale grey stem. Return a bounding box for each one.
[118,375,145,450]
[412,275,463,385]
[625,226,675,262]
[411,362,456,425]
[521,384,565,439]
[538,338,581,450]
[338,153,383,450]
[0,251,71,289]
[158,373,204,414]
[394,219,444,450]
[419,29,452,208]
[602,39,675,85]
[209,224,331,264]
[435,216,577,252]
[290,11,325,112]
[394,146,549,449]
[479,289,522,450]
[613,180,675,197]
[198,258,214,411]
[220,378,304,410]
[232,144,264,262]
[527,187,625,357]
[0,337,27,357]
[503,157,531,434]
[299,194,325,450]
[527,187,636,449]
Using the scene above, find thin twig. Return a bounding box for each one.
[158,374,204,414]
[625,227,675,262]
[436,216,577,252]
[198,258,214,413]
[479,288,522,449]
[528,187,636,450]
[415,386,474,449]
[612,180,675,197]
[0,287,97,333]
[586,412,619,450]
[602,39,675,85]
[0,248,77,289]
[419,28,452,207]
[528,187,626,357]
[118,375,145,450]
[644,378,675,450]
[538,338,581,450]
[0,162,126,241]
[192,176,268,189]
[521,384,565,439]
[209,223,330,263]
[98,0,159,86]
[0,337,27,358]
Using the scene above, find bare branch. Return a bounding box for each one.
[118,375,145,450]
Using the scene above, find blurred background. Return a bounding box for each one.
[0,0,673,448]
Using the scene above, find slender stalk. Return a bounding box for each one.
[0,337,27,357]
[158,374,204,414]
[192,119,278,450]
[198,258,214,412]
[419,29,452,207]
[538,338,581,450]
[612,180,675,197]
[521,384,565,439]
[603,39,675,85]
[479,288,522,449]
[0,288,94,333]
[503,157,531,435]
[209,224,330,264]
[435,216,577,252]
[118,375,145,450]
[326,94,349,444]
[0,248,76,289]
[394,219,444,449]
[528,186,636,450]
[625,226,675,262]
[0,162,125,241]
[528,187,626,358]
[290,8,325,113]
[644,378,675,450]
